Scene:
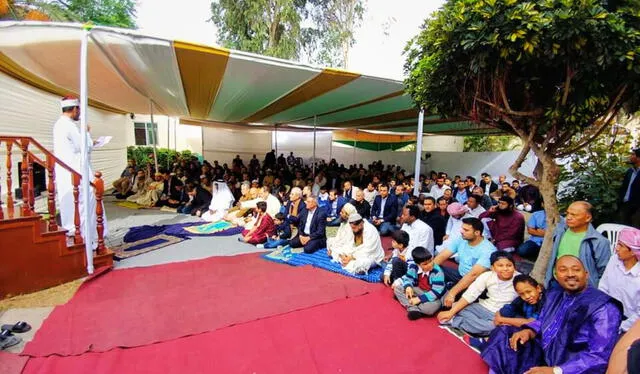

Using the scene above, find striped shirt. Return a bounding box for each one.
[401,262,446,303]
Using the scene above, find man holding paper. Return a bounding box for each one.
[52,96,108,248]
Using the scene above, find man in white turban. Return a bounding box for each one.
[329,213,384,274]
[53,96,108,249]
[201,180,236,222]
[326,203,358,254]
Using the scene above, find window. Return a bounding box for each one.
[134,122,157,146]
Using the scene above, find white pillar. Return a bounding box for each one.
[312,117,317,180]
[149,101,159,172]
[274,124,278,156]
[79,27,93,274]
[413,109,425,197]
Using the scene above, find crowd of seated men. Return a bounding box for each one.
[113,151,639,373]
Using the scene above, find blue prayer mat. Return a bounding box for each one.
[262,247,383,283]
[113,234,185,260]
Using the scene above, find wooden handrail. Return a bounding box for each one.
[0,136,81,180]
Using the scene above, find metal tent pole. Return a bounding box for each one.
[353,129,357,165]
[312,117,317,180]
[167,116,170,170]
[413,109,425,197]
[149,101,159,172]
[274,124,278,156]
[79,26,93,274]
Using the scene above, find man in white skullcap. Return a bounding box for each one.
[52,96,107,248]
[329,213,384,274]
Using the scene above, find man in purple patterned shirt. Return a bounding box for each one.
[481,255,622,374]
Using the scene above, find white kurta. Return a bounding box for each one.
[331,220,384,274]
[401,219,435,255]
[202,182,236,222]
[240,194,282,218]
[53,115,108,249]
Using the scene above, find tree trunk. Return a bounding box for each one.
[529,154,561,283]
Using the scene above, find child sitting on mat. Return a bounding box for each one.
[382,230,411,286]
[260,212,291,249]
[393,246,446,320]
[464,274,546,351]
[240,201,275,245]
[437,251,519,336]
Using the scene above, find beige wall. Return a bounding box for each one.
[0,72,132,190]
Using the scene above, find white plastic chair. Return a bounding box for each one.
[596,223,633,254]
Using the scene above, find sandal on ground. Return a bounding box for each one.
[0,334,21,350]
[1,321,31,334]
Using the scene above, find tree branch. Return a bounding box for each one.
[498,78,512,112]
[555,85,627,157]
[561,64,574,106]
[476,98,543,117]
[509,142,539,187]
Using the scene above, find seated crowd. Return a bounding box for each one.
[113,151,639,373]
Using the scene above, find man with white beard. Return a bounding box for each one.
[52,96,108,249]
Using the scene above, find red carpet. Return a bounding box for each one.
[0,352,29,374]
[23,290,487,374]
[24,253,379,357]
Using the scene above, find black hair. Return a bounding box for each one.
[490,251,515,266]
[274,212,285,221]
[391,230,410,248]
[468,194,483,203]
[256,201,268,212]
[467,176,476,184]
[424,196,436,204]
[405,204,420,218]
[512,274,540,289]
[411,247,432,264]
[499,196,514,206]
[462,217,484,232]
[634,148,640,158]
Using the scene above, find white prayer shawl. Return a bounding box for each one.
[331,220,384,274]
[240,194,282,218]
[202,181,235,222]
[53,115,108,249]
[326,203,358,252]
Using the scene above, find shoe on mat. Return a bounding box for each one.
[463,335,487,353]
[1,321,31,334]
[407,310,424,321]
[0,334,21,350]
[256,244,264,249]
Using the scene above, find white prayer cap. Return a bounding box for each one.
[348,213,363,223]
[60,96,79,109]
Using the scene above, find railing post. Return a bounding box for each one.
[94,172,106,254]
[72,173,83,245]
[27,157,35,212]
[20,138,31,216]
[6,141,14,218]
[46,155,58,231]
[0,141,3,220]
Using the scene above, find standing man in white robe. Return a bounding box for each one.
[330,213,384,274]
[53,96,107,249]
[201,180,235,222]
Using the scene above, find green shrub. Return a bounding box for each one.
[126,146,200,171]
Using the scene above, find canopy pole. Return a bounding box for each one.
[79,26,93,274]
[149,101,159,172]
[413,108,425,197]
[329,133,333,161]
[353,129,357,165]
[312,117,317,180]
[167,116,170,170]
[274,124,278,157]
[174,117,178,153]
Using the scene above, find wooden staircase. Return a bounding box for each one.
[0,136,113,299]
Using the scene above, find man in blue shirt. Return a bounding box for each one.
[517,208,546,259]
[620,148,640,227]
[424,217,497,308]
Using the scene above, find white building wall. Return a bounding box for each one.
[423,135,464,152]
[132,114,203,155]
[0,72,131,192]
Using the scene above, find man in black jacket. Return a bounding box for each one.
[290,196,327,253]
[479,173,499,196]
[421,196,446,246]
[620,148,640,227]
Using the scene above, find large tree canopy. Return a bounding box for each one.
[0,0,137,28]
[210,0,365,67]
[405,0,640,280]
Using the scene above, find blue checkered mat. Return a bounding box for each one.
[262,247,383,283]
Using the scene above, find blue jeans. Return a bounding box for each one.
[326,216,342,227]
[264,237,289,249]
[517,240,541,259]
[179,205,194,215]
[379,222,395,236]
